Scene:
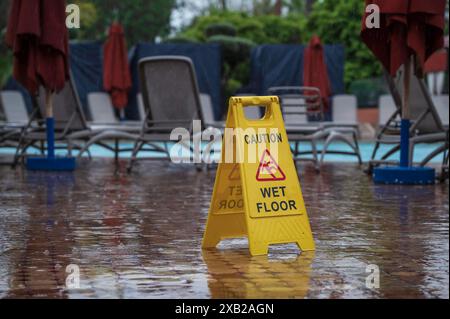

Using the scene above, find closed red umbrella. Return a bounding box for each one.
[6,0,69,94]
[303,35,331,114]
[103,22,132,117]
[360,0,446,183]
[6,0,73,170]
[424,50,448,74]
[360,0,446,76]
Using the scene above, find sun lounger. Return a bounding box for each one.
[199,93,222,128]
[0,91,43,156]
[378,94,399,127]
[198,93,265,166]
[11,79,92,166]
[127,56,206,171]
[87,92,142,127]
[368,66,448,173]
[1,91,30,146]
[318,94,362,165]
[432,95,449,127]
[199,93,262,129]
[12,76,139,165]
[137,93,146,122]
[0,91,30,125]
[267,86,329,170]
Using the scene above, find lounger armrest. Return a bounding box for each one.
[322,122,358,128]
[145,120,197,124]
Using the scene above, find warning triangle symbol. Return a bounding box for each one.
[228,164,240,181]
[256,149,286,181]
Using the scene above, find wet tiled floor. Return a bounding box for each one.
[0,160,448,299]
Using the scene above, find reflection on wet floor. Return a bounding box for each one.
[0,159,448,298]
[203,247,314,299]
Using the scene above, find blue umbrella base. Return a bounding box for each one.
[373,166,435,185]
[26,157,76,171]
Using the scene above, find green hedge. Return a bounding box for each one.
[205,23,237,38]
[207,35,255,67]
[177,1,387,98]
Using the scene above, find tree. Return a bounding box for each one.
[72,0,176,46]
[305,0,315,15]
[305,0,382,87]
[273,0,282,15]
[0,0,12,87]
[0,0,11,52]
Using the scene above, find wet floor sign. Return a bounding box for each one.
[202,96,315,256]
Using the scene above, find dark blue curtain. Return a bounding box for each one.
[248,44,345,96]
[4,42,343,121]
[69,41,104,116]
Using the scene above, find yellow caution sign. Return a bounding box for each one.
[202,96,315,256]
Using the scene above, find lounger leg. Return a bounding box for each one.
[67,139,73,157]
[40,141,45,155]
[16,141,33,167]
[353,131,362,165]
[367,141,381,174]
[440,148,449,182]
[115,139,119,162]
[12,141,30,168]
[371,141,380,160]
[128,139,144,172]
[320,135,333,166]
[311,140,320,172]
[12,133,27,168]
[319,132,361,166]
[202,135,216,167]
[86,147,92,160]
[420,145,445,167]
[381,144,400,161]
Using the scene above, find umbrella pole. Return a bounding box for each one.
[26,89,75,170]
[45,89,55,159]
[400,56,411,167]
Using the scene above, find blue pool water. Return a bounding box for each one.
[0,141,445,163]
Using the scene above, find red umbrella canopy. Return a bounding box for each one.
[360,0,446,76]
[5,0,69,94]
[103,22,132,110]
[303,35,331,112]
[424,50,448,74]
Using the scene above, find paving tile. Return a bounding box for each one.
[0,160,447,298]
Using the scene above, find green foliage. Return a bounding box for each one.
[163,35,199,44]
[0,0,176,87]
[305,0,383,88]
[70,0,176,46]
[0,52,12,88]
[205,23,237,38]
[178,0,388,94]
[207,35,255,67]
[0,0,11,87]
[256,14,304,43]
[68,1,98,40]
[180,11,305,44]
[349,77,388,108]
[178,11,307,98]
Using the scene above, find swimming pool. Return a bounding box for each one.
[0,141,446,163]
